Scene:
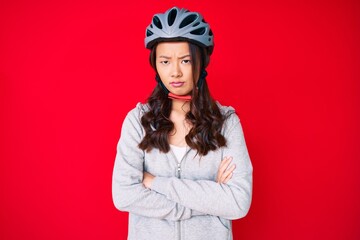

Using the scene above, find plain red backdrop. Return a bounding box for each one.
[1,0,359,239]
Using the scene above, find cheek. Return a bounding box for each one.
[157,68,169,85]
[187,69,195,82]
[155,63,160,73]
[188,81,194,89]
[156,66,166,77]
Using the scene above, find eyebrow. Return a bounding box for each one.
[158,54,191,59]
[179,54,191,59]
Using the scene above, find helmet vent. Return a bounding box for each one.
[146,29,154,37]
[153,16,162,29]
[179,14,198,28]
[144,7,214,52]
[190,27,206,35]
[168,8,177,26]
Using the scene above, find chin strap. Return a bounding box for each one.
[168,92,192,101]
[155,75,169,94]
[155,70,207,102]
[197,70,207,89]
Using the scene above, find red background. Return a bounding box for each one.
[1,0,359,239]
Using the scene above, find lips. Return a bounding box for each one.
[170,81,185,87]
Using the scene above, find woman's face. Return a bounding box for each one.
[156,42,195,96]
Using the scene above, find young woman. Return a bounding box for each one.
[112,6,253,240]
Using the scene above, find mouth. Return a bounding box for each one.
[170,81,185,88]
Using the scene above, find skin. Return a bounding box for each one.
[156,42,195,98]
[143,42,235,188]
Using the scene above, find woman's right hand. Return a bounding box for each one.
[216,156,236,184]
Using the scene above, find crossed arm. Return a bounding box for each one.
[143,156,236,188]
[112,107,252,221]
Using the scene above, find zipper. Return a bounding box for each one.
[169,149,182,240]
[177,163,181,177]
[169,147,191,240]
[177,220,181,240]
[169,147,191,178]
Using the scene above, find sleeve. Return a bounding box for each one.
[111,105,204,221]
[150,113,253,220]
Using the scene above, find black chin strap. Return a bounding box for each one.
[197,70,207,89]
[155,74,169,94]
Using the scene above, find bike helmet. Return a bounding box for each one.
[145,6,214,54]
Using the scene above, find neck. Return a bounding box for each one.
[171,99,190,114]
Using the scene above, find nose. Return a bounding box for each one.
[171,63,182,78]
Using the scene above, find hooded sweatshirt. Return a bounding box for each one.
[112,102,253,240]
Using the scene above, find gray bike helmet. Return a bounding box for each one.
[145,6,214,54]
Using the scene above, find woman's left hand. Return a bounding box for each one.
[143,172,155,189]
[216,156,236,184]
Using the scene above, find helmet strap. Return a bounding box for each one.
[196,70,207,89]
[168,93,192,101]
[155,70,207,102]
[155,74,169,94]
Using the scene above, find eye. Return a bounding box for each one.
[182,59,191,64]
[160,60,169,65]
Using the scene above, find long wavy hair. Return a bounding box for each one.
[138,42,226,156]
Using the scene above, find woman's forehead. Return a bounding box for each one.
[156,42,190,55]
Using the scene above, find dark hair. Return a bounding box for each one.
[138,42,226,156]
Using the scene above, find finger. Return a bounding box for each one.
[217,162,233,183]
[216,157,231,182]
[219,164,236,183]
[142,172,148,182]
[218,156,230,169]
[144,172,154,178]
[222,172,233,184]
[218,157,233,174]
[216,157,228,182]
[221,164,236,182]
